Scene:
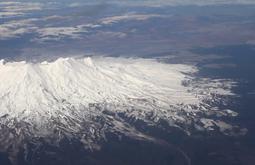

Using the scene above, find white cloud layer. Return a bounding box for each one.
[0,19,38,39]
[100,14,165,24]
[0,1,43,18]
[35,26,86,41]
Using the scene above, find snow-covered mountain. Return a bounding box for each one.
[0,57,246,163]
[0,57,198,119]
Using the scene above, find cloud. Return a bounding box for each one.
[0,2,20,5]
[41,15,68,21]
[0,11,24,18]
[93,31,127,38]
[68,2,81,7]
[0,19,38,40]
[0,18,98,42]
[34,26,87,42]
[0,18,96,41]
[33,13,164,42]
[99,14,166,24]
[2,2,42,12]
[0,2,43,18]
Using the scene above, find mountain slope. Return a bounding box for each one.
[0,57,245,162]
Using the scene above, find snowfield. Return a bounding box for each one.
[0,57,246,160]
[0,57,199,119]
